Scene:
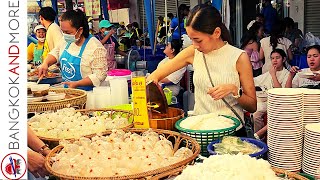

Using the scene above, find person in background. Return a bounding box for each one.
[261,0,278,35]
[95,20,127,70]
[27,25,48,66]
[129,22,143,46]
[147,5,257,136]
[117,21,126,37]
[247,13,264,30]
[283,17,303,51]
[286,45,320,88]
[170,4,190,40]
[39,9,107,91]
[253,49,290,135]
[157,39,186,96]
[260,23,293,74]
[39,7,63,53]
[27,126,51,178]
[241,22,264,77]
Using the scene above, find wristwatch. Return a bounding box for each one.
[232,87,243,99]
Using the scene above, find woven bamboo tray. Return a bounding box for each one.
[28,88,87,113]
[272,167,309,180]
[29,108,134,148]
[45,128,201,180]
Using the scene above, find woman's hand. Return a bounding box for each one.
[207,84,237,100]
[62,81,79,88]
[307,73,320,81]
[27,150,50,178]
[146,73,159,85]
[38,63,49,78]
[269,65,277,77]
[289,66,301,75]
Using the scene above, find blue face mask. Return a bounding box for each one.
[104,31,110,35]
[63,29,80,43]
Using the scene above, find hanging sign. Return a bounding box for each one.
[131,76,150,129]
[84,0,100,16]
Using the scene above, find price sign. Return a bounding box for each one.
[131,76,150,128]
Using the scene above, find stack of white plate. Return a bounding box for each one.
[267,88,303,171]
[302,123,320,176]
[301,89,320,128]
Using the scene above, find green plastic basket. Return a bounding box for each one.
[175,115,241,157]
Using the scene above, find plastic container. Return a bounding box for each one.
[207,137,268,159]
[175,115,241,157]
[107,69,132,96]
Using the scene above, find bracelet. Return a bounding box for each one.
[254,133,260,140]
[38,144,50,156]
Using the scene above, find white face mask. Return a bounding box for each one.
[63,29,80,44]
[38,38,45,43]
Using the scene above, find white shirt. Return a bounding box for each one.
[157,57,186,96]
[49,37,107,87]
[192,43,245,127]
[254,68,290,89]
[292,68,320,88]
[260,36,292,73]
[46,23,63,51]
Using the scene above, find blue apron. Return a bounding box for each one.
[60,35,93,91]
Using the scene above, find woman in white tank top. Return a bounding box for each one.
[147,4,257,133]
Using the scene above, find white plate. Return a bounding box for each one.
[298,72,316,79]
[45,93,66,101]
[305,123,320,133]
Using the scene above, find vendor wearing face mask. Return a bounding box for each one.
[27,25,48,66]
[38,9,107,91]
[95,20,127,70]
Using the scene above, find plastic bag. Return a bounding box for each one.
[302,32,320,48]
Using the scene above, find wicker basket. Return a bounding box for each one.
[28,88,87,113]
[175,115,241,157]
[29,108,134,148]
[45,128,201,180]
[272,167,309,180]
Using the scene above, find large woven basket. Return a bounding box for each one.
[29,108,134,148]
[28,88,87,113]
[175,115,241,157]
[45,128,201,180]
[272,167,309,180]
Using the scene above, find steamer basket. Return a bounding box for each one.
[28,108,133,148]
[45,128,201,180]
[28,88,87,113]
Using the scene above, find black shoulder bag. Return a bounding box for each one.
[202,54,255,138]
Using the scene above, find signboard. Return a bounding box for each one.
[84,0,101,16]
[131,76,150,129]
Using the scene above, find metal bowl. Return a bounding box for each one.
[115,54,126,64]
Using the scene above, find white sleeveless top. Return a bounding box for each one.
[192,43,245,125]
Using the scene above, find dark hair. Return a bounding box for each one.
[269,23,285,50]
[306,45,320,54]
[256,13,264,19]
[186,4,232,45]
[271,48,287,59]
[178,4,189,21]
[170,39,182,56]
[167,13,174,19]
[240,22,264,49]
[39,7,57,22]
[283,17,295,29]
[60,9,89,38]
[132,22,139,29]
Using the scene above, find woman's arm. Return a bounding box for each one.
[147,45,194,83]
[236,52,257,113]
[27,126,50,156]
[99,29,115,45]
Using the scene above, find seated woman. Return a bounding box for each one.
[38,9,107,91]
[286,45,320,88]
[253,49,290,137]
[27,25,48,66]
[157,39,186,97]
